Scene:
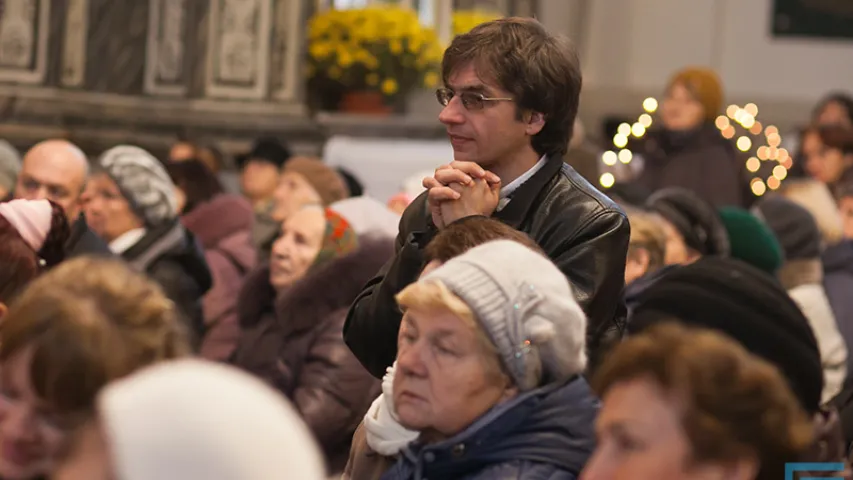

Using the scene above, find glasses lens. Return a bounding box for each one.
[436,89,452,106]
[460,92,484,110]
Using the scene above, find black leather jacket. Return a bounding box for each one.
[344,155,630,378]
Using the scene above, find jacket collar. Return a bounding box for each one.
[392,376,597,478]
[121,220,185,271]
[494,155,564,229]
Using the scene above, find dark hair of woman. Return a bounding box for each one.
[165,159,225,214]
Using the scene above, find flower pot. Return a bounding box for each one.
[339,91,393,116]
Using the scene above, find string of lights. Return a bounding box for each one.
[599,99,789,197]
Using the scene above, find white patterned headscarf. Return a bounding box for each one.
[97,145,177,227]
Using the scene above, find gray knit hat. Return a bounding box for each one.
[97,145,177,227]
[0,140,21,193]
[421,240,587,391]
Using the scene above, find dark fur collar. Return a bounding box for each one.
[238,236,394,333]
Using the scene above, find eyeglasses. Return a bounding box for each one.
[436,88,513,111]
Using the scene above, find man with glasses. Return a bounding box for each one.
[14,139,111,257]
[344,17,630,377]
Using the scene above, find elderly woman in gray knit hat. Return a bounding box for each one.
[83,145,212,343]
[378,240,598,480]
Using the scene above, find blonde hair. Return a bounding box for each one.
[1,257,190,415]
[625,207,668,272]
[780,179,844,245]
[396,280,507,381]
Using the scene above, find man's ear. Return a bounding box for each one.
[525,112,546,136]
[0,303,8,322]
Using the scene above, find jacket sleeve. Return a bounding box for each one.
[545,208,630,365]
[344,197,432,378]
[294,312,380,454]
[199,250,244,361]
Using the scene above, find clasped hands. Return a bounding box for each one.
[422,161,501,230]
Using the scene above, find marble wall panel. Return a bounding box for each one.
[0,0,50,83]
[204,0,272,100]
[84,0,148,94]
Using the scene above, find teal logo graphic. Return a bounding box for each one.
[785,462,844,479]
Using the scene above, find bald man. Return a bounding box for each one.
[15,139,111,257]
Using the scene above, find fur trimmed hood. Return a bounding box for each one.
[238,235,394,331]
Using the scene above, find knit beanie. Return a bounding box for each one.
[753,196,821,261]
[628,256,824,413]
[422,240,587,391]
[718,207,784,275]
[667,67,724,121]
[0,199,52,252]
[311,207,358,269]
[0,140,21,194]
[98,359,326,480]
[97,146,178,227]
[283,157,350,206]
[646,187,730,257]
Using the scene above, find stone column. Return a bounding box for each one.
[60,0,88,87]
[270,0,305,102]
[144,0,190,96]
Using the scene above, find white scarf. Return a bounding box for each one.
[363,363,420,456]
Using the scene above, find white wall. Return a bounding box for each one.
[577,0,853,101]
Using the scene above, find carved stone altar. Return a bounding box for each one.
[0,0,330,159]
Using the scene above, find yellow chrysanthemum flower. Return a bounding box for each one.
[305,5,443,97]
[381,78,399,95]
[423,71,439,89]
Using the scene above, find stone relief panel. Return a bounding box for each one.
[0,0,49,83]
[145,0,189,95]
[270,0,303,101]
[61,0,88,87]
[205,0,272,100]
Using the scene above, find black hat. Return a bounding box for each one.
[753,196,822,261]
[628,256,824,413]
[337,167,364,198]
[235,137,292,169]
[647,187,730,257]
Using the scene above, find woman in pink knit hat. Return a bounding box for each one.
[0,198,69,314]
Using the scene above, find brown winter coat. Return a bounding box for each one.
[230,236,392,473]
[343,421,397,480]
[182,194,256,361]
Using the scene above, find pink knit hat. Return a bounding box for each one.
[0,199,53,252]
